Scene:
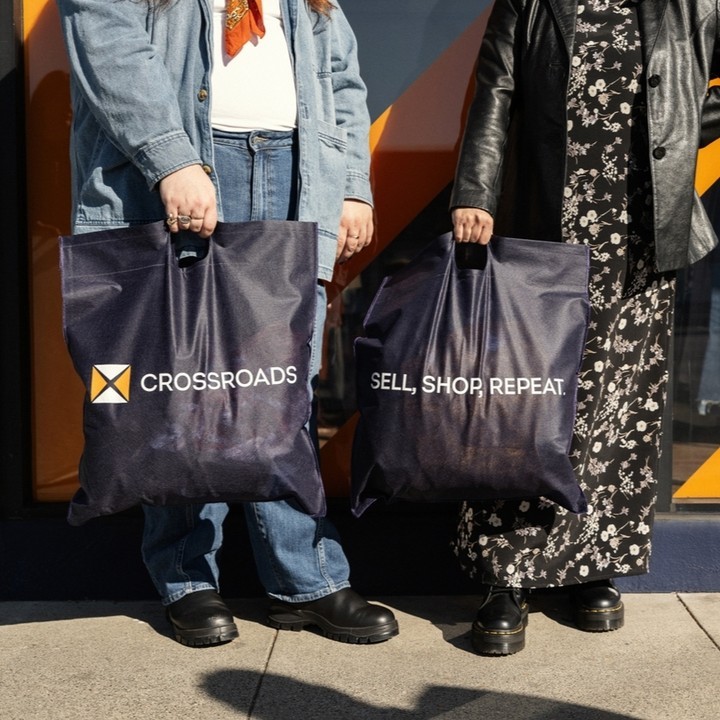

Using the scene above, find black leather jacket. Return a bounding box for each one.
[451,0,720,271]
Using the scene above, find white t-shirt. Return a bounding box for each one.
[210,0,298,131]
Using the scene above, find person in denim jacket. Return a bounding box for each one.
[57,0,398,647]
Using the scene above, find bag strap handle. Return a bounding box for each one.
[453,237,490,271]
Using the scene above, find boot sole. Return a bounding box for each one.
[471,622,526,656]
[268,610,399,644]
[171,622,239,647]
[574,602,624,632]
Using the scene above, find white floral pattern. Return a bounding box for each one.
[453,0,676,588]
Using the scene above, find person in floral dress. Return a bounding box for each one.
[451,0,720,655]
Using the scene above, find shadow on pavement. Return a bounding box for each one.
[202,668,645,719]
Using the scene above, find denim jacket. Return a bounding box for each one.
[56,0,373,280]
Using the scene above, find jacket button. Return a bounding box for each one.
[202,164,213,175]
[653,147,666,160]
[648,75,661,88]
[197,88,209,101]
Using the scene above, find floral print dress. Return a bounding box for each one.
[453,0,676,588]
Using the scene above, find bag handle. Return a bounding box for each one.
[453,237,489,271]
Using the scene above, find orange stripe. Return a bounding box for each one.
[673,447,720,502]
[696,139,720,197]
[694,79,720,195]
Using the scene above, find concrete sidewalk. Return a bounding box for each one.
[1,594,719,719]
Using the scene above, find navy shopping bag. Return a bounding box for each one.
[60,220,324,525]
[352,233,590,516]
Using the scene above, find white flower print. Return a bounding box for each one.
[488,513,502,527]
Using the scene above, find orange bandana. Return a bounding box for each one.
[225,0,265,58]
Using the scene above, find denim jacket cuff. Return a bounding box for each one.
[344,171,373,206]
[134,132,203,189]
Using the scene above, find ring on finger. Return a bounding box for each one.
[166,214,177,226]
[178,214,192,226]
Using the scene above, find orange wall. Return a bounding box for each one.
[25,0,85,502]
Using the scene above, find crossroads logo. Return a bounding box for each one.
[90,364,132,404]
[88,363,298,404]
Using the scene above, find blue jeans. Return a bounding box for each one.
[142,130,350,604]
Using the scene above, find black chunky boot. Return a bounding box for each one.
[471,585,529,656]
[166,590,239,647]
[569,579,624,632]
[268,588,399,644]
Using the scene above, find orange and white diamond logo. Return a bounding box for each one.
[90,364,132,404]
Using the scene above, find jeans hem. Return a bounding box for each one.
[161,582,218,606]
[266,579,351,604]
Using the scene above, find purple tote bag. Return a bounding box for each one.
[60,220,325,525]
[352,233,590,516]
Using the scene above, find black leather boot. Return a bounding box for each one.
[166,589,239,647]
[569,579,624,632]
[267,588,399,644]
[472,585,529,655]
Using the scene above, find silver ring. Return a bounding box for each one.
[178,214,192,225]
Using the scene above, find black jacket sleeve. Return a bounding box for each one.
[450,0,522,213]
